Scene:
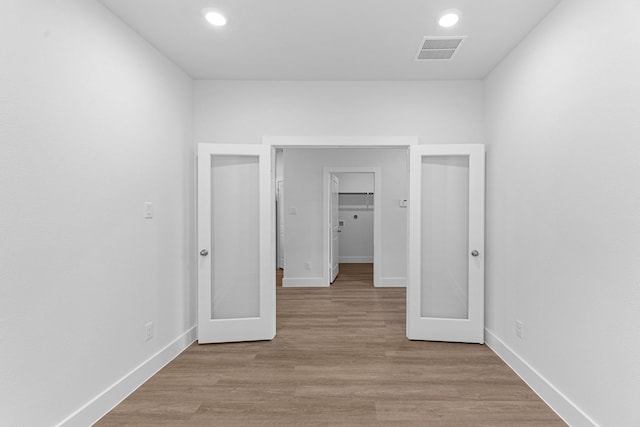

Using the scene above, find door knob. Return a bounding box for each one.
[200,249,209,256]
[471,250,479,257]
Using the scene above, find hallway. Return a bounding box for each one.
[97,264,564,426]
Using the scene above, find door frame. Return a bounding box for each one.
[265,136,414,289]
[323,166,382,286]
[328,172,340,283]
[275,178,284,269]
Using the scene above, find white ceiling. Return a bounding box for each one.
[99,0,561,80]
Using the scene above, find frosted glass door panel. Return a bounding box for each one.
[211,155,260,319]
[421,156,469,319]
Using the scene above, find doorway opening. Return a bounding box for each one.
[324,168,381,286]
[334,173,374,269]
[334,173,375,287]
[197,139,485,345]
[275,146,396,288]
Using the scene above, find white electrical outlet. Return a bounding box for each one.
[144,322,154,341]
[515,320,523,339]
[304,262,311,270]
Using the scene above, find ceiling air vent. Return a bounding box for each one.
[416,36,466,61]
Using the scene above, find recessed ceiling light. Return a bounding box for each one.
[439,10,461,28]
[203,9,227,27]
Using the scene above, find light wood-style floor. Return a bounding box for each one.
[97,264,565,426]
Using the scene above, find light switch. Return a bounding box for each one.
[399,199,408,208]
[144,202,153,219]
[288,207,297,215]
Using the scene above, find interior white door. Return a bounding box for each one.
[330,174,340,283]
[197,143,275,344]
[407,144,485,343]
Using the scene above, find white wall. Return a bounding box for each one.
[194,80,484,144]
[283,149,406,285]
[338,206,374,263]
[335,172,375,194]
[0,1,195,425]
[485,0,640,425]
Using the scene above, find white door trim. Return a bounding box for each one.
[276,178,285,269]
[329,173,340,283]
[263,136,418,147]
[323,166,382,287]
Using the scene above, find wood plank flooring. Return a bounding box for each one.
[97,264,565,426]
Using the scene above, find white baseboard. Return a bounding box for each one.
[282,277,327,287]
[339,256,373,263]
[485,329,598,427]
[57,326,197,427]
[375,277,406,287]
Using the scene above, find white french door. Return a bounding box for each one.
[197,144,275,344]
[407,144,485,343]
